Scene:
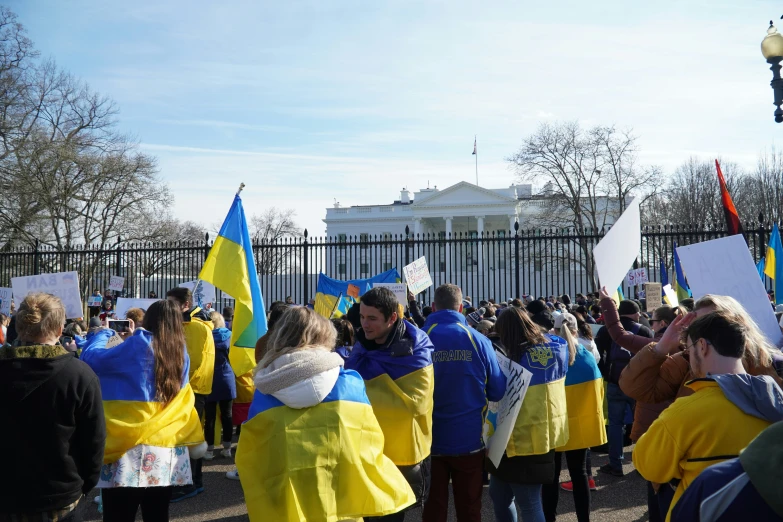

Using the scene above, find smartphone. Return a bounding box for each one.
[60,336,73,346]
[109,320,131,332]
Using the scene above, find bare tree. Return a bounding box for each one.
[251,208,303,275]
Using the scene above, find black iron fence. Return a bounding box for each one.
[0,222,772,309]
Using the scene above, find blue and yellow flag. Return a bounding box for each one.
[764,223,783,305]
[556,345,606,452]
[660,260,669,286]
[757,257,766,282]
[81,329,205,464]
[672,241,691,302]
[345,320,434,466]
[314,268,400,318]
[235,368,416,521]
[199,194,267,376]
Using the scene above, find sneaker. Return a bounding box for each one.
[203,450,214,461]
[560,478,598,492]
[598,464,624,477]
[170,486,204,503]
[221,448,232,459]
[226,470,240,480]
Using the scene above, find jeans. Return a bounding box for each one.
[489,476,545,522]
[542,449,590,522]
[101,487,173,522]
[204,399,233,446]
[606,383,635,470]
[423,452,484,522]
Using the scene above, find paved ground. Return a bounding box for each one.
[83,445,648,521]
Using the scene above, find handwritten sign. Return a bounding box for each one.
[179,280,216,308]
[373,283,408,305]
[108,275,125,292]
[626,268,649,287]
[645,283,662,312]
[483,353,533,467]
[0,287,11,315]
[347,284,360,299]
[11,271,83,319]
[115,298,161,319]
[676,235,783,346]
[593,199,641,293]
[403,256,433,295]
[87,296,103,307]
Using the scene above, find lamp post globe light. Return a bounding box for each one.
[761,20,783,122]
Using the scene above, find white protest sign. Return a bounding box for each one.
[115,298,161,319]
[11,271,83,319]
[676,235,783,345]
[108,275,125,292]
[626,268,649,287]
[589,323,603,337]
[663,284,679,307]
[593,199,641,294]
[645,283,663,312]
[0,287,11,315]
[483,353,533,467]
[373,283,408,305]
[179,280,216,307]
[403,256,433,295]
[87,295,103,307]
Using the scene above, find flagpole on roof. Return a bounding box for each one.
[472,136,478,186]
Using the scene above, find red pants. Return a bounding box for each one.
[422,452,484,522]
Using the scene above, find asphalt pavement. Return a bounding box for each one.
[82,444,648,521]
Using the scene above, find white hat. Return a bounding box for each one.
[554,312,577,331]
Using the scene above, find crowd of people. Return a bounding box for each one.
[1,283,783,522]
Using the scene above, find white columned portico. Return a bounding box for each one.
[476,216,485,273]
[414,218,422,236]
[444,216,453,276]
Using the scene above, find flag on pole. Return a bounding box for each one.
[672,241,691,301]
[659,260,669,287]
[472,136,477,155]
[764,223,783,304]
[715,160,743,235]
[199,192,268,376]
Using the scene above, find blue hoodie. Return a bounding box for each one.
[422,309,507,455]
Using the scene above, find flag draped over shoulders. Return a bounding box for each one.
[199,194,268,377]
[314,269,400,319]
[80,329,204,464]
[235,368,415,521]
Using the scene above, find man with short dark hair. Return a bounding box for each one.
[422,284,506,522]
[166,287,216,502]
[346,287,435,521]
[634,311,783,522]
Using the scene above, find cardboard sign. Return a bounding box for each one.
[645,283,662,312]
[373,283,408,305]
[483,353,533,467]
[403,256,433,295]
[663,284,679,307]
[87,295,103,307]
[115,298,161,319]
[593,199,641,294]
[347,283,360,299]
[179,280,216,308]
[109,275,125,292]
[676,235,783,346]
[0,287,11,315]
[626,268,649,287]
[11,271,83,319]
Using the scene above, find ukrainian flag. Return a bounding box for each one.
[764,223,783,304]
[235,368,416,521]
[199,194,267,377]
[314,269,401,319]
[81,329,205,464]
[556,345,607,452]
[506,335,569,457]
[672,241,691,302]
[345,320,434,466]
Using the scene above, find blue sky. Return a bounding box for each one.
[11,0,783,235]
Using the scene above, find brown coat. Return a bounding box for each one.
[600,297,670,441]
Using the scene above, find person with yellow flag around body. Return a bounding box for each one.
[81,299,206,521]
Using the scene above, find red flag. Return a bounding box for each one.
[715,159,743,235]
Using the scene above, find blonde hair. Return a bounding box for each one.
[259,307,337,369]
[210,311,225,329]
[557,313,578,365]
[694,294,776,371]
[16,293,66,342]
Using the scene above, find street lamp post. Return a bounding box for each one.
[761,21,783,123]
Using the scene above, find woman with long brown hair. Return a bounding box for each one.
[81,299,205,522]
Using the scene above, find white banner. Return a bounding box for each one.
[11,271,83,319]
[0,287,11,315]
[372,283,408,305]
[114,298,161,319]
[403,256,433,295]
[626,267,649,287]
[483,353,533,467]
[108,275,125,292]
[593,199,641,293]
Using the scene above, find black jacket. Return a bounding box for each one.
[0,344,105,514]
[595,317,654,383]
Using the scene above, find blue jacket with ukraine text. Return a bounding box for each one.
[422,310,507,455]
